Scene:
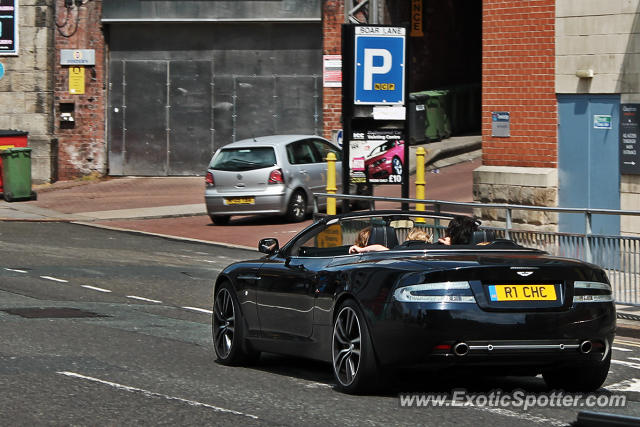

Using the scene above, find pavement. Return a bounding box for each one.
[1,133,639,327]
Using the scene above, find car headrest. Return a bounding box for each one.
[471,230,496,245]
[368,225,399,248]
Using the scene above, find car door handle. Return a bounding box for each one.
[299,170,308,174]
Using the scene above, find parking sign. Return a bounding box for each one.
[354,26,405,105]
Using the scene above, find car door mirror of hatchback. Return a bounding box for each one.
[258,238,279,255]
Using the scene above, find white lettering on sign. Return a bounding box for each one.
[363,48,392,90]
[356,26,406,36]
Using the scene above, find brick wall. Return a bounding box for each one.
[322,0,343,141]
[54,0,105,180]
[482,0,557,168]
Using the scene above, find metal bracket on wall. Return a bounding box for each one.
[346,0,378,24]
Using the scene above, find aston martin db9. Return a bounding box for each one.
[211,211,615,394]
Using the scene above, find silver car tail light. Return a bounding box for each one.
[393,281,476,303]
[573,281,614,303]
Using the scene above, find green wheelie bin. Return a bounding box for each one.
[1,147,36,202]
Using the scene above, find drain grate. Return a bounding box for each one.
[2,307,108,319]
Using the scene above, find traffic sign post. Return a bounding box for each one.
[342,24,410,212]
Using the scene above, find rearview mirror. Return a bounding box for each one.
[258,238,279,255]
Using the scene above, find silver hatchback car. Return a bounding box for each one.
[205,135,344,224]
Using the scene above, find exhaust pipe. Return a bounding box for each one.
[453,342,469,357]
[580,340,593,354]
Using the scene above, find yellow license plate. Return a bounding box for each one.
[224,197,255,205]
[488,284,557,301]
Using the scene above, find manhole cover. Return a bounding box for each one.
[2,307,107,319]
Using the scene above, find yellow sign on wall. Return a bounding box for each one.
[69,66,85,95]
[411,0,424,37]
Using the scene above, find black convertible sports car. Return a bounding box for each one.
[212,211,616,394]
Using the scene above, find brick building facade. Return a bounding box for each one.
[53,0,106,180]
[322,0,344,142]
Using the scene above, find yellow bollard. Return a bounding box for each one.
[326,152,337,215]
[415,147,426,223]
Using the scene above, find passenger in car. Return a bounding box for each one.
[394,227,434,249]
[438,215,481,245]
[348,226,389,254]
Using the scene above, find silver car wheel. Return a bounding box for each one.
[287,191,306,221]
[213,288,235,359]
[332,306,362,387]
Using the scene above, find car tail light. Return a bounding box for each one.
[268,168,284,185]
[205,172,214,187]
[393,281,476,303]
[573,281,613,303]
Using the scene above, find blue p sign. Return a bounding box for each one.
[354,26,406,105]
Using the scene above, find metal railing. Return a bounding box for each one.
[313,192,640,306]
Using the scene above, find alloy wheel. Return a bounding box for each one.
[291,192,306,220]
[332,306,362,386]
[213,288,235,359]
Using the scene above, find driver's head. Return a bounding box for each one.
[446,216,480,245]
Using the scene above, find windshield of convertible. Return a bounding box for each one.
[288,214,524,257]
[210,147,277,171]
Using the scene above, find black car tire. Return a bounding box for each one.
[332,300,378,394]
[210,215,231,225]
[542,351,611,392]
[285,190,306,222]
[212,282,260,366]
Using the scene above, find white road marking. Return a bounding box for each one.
[612,346,633,352]
[57,371,258,420]
[81,285,112,293]
[40,276,68,283]
[606,378,640,392]
[628,357,640,362]
[126,295,162,304]
[615,339,640,348]
[4,268,27,273]
[611,359,640,370]
[182,306,213,315]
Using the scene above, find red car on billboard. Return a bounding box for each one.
[365,139,404,180]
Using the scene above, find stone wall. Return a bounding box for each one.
[0,0,54,183]
[556,0,640,94]
[473,166,558,232]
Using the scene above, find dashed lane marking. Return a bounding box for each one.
[4,268,27,273]
[81,285,112,293]
[127,295,162,304]
[182,306,213,315]
[57,371,259,420]
[40,276,69,283]
[612,346,633,352]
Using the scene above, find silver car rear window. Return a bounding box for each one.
[210,147,277,171]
